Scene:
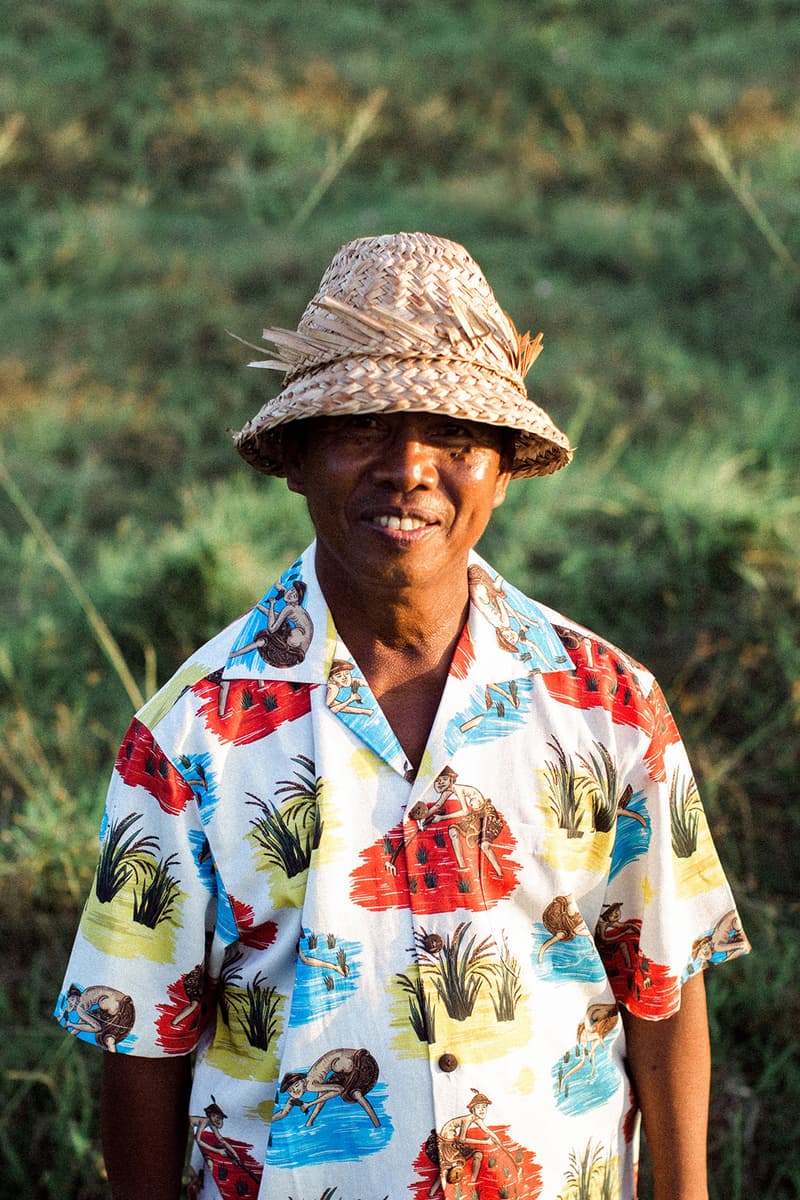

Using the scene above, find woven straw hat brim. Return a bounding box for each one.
[233,355,573,479]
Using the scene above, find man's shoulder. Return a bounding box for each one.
[534,600,654,686]
[492,564,656,696]
[133,609,262,733]
[132,546,321,737]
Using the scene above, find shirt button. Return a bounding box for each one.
[438,1053,458,1073]
[422,933,443,954]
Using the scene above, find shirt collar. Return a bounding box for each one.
[222,543,570,686]
[222,542,336,684]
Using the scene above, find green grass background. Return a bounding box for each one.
[1,1,798,1195]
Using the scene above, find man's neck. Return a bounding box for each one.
[318,560,470,674]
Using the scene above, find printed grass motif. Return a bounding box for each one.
[247,754,323,876]
[560,1140,615,1200]
[545,737,584,839]
[490,936,522,1022]
[418,923,493,1020]
[396,967,437,1043]
[274,753,322,824]
[236,971,282,1050]
[670,769,701,857]
[217,947,244,1027]
[132,852,180,927]
[578,741,620,833]
[95,812,159,902]
[216,950,281,1050]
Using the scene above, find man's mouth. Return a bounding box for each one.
[371,515,434,531]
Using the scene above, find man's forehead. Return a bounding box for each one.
[288,410,509,444]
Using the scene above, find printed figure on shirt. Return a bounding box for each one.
[533,895,607,986]
[272,1047,381,1128]
[410,1087,542,1200]
[552,999,623,1117]
[57,982,136,1052]
[594,901,681,1018]
[326,659,374,715]
[154,963,207,1053]
[189,1096,263,1200]
[688,910,749,974]
[267,1047,392,1168]
[424,765,506,878]
[468,564,554,670]
[350,765,521,915]
[230,579,314,669]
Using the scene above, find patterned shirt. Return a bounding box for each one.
[56,543,749,1200]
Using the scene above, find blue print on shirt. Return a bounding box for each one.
[551,1039,623,1116]
[268,1081,392,1166]
[188,828,216,895]
[177,751,221,825]
[531,927,607,985]
[445,678,534,754]
[289,932,363,1026]
[608,790,651,881]
[215,885,239,946]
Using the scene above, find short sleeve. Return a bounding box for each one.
[595,680,750,1019]
[54,718,217,1056]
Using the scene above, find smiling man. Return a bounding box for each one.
[56,233,749,1200]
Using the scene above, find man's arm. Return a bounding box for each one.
[101,1053,192,1200]
[621,970,710,1200]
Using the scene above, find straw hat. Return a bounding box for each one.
[232,232,573,478]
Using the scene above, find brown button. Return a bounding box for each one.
[422,933,443,954]
[438,1053,458,1073]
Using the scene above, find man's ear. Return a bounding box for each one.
[492,468,512,510]
[281,427,307,496]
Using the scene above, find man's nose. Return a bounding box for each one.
[370,430,439,491]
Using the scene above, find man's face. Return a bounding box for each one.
[284,410,512,602]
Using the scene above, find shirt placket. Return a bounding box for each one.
[400,768,492,1197]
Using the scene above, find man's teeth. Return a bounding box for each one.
[373,515,428,531]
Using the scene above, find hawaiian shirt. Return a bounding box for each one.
[56,543,750,1200]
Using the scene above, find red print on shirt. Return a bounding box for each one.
[542,631,680,782]
[350,784,521,915]
[114,719,195,814]
[192,677,313,746]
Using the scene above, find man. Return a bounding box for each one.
[56,232,749,1200]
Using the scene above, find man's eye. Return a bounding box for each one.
[429,420,471,440]
[345,414,383,433]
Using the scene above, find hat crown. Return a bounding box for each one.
[310,232,500,318]
[286,232,523,384]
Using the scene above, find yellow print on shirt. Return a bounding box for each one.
[535,737,617,873]
[203,945,287,1083]
[388,924,532,1061]
[246,755,325,907]
[668,768,726,897]
[82,813,185,963]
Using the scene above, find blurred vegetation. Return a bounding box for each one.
[1,1,798,1196]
